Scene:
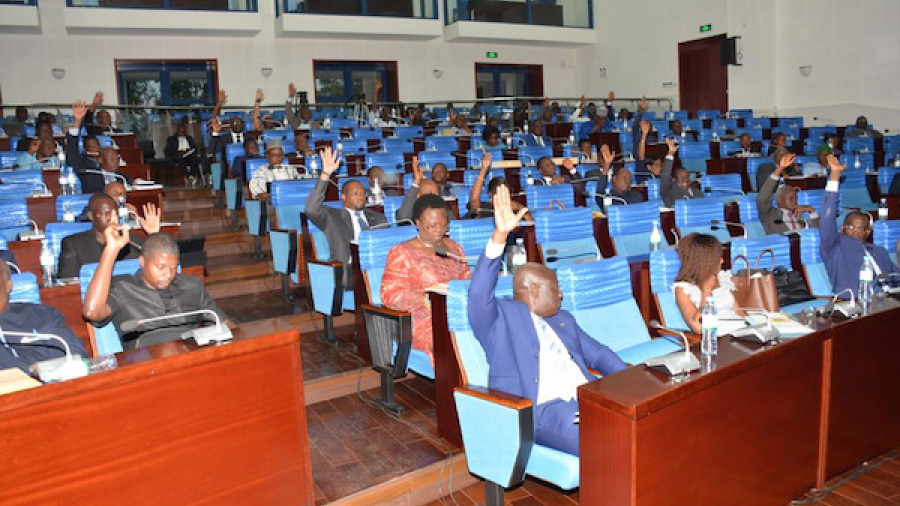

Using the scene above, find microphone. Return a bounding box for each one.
[728,308,781,344]
[818,288,860,319]
[366,218,414,230]
[119,309,233,346]
[0,329,87,383]
[645,320,701,376]
[710,219,747,238]
[670,228,680,246]
[83,168,127,185]
[703,186,745,196]
[31,181,52,198]
[18,220,44,241]
[773,218,810,231]
[435,243,472,263]
[6,261,21,274]
[546,247,600,264]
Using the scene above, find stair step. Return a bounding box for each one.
[165,187,216,200]
[205,261,272,284]
[206,274,285,299]
[167,207,229,221]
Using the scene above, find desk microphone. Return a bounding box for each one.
[119,309,232,346]
[646,320,701,376]
[0,329,87,382]
[703,186,746,196]
[818,288,860,319]
[18,220,44,241]
[774,218,810,230]
[435,243,473,263]
[728,308,781,344]
[710,219,747,238]
[546,247,600,263]
[366,219,414,230]
[83,168,127,185]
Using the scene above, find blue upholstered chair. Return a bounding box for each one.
[0,151,19,169]
[55,194,91,222]
[366,152,405,171]
[267,179,322,295]
[843,137,875,155]
[883,135,900,155]
[806,126,837,143]
[674,199,730,243]
[80,259,142,356]
[701,173,744,202]
[424,136,458,152]
[712,118,737,132]
[559,257,682,365]
[745,117,771,130]
[731,235,826,312]
[45,222,92,271]
[380,196,406,224]
[336,139,369,154]
[518,146,553,166]
[841,153,874,172]
[466,148,502,168]
[448,218,495,269]
[771,126,799,141]
[350,127,382,141]
[665,110,688,122]
[877,167,900,193]
[10,272,40,304]
[0,200,31,242]
[735,128,763,141]
[717,140,741,157]
[777,117,803,129]
[649,248,690,331]
[607,201,664,258]
[838,169,875,211]
[682,119,703,132]
[392,126,423,141]
[224,143,245,170]
[798,229,832,297]
[418,151,457,170]
[728,109,753,119]
[873,220,900,266]
[449,276,581,503]
[746,157,774,192]
[697,109,721,120]
[380,138,415,153]
[678,141,711,173]
[737,195,766,238]
[532,208,598,267]
[526,184,575,211]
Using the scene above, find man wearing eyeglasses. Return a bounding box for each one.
[819,155,897,296]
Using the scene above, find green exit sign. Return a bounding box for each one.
[699,24,712,33]
[486,51,499,59]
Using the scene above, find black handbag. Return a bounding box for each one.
[773,267,814,308]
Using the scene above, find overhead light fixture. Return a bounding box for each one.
[51,68,66,80]
[433,69,443,79]
[261,67,273,78]
[798,65,813,77]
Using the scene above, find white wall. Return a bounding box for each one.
[0,0,580,108]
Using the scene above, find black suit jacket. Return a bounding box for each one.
[65,132,106,194]
[164,134,198,161]
[304,179,387,288]
[57,230,142,279]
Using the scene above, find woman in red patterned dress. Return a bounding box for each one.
[381,194,472,365]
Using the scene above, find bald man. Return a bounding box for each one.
[467,185,626,456]
[304,147,387,289]
[0,262,86,373]
[395,156,451,222]
[757,152,819,234]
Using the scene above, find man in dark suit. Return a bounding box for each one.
[659,138,703,207]
[467,185,626,456]
[304,147,387,289]
[85,92,123,136]
[757,152,819,234]
[164,122,202,186]
[585,144,643,208]
[756,147,802,191]
[521,119,552,148]
[57,193,160,279]
[66,100,107,194]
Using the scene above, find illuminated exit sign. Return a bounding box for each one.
[486,51,499,58]
[699,24,712,33]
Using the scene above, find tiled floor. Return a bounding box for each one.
[307,377,460,505]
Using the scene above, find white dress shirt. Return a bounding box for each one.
[531,314,589,404]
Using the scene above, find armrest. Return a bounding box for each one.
[307,260,346,315]
[360,303,409,318]
[454,386,532,410]
[309,259,343,267]
[652,327,701,345]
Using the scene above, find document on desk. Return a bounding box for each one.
[0,368,41,395]
[768,312,815,338]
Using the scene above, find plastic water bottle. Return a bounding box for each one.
[323,116,331,130]
[701,296,718,357]
[117,196,130,226]
[878,198,888,220]
[481,113,487,125]
[506,136,513,149]
[508,238,527,273]
[58,169,69,196]
[649,221,662,251]
[336,141,343,155]
[525,170,534,186]
[523,121,529,134]
[40,243,55,288]
[62,201,75,223]
[858,256,874,315]
[371,178,383,205]
[853,155,861,170]
[568,132,576,146]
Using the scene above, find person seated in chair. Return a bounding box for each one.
[1,106,29,138]
[57,193,160,279]
[83,231,231,350]
[85,92,123,136]
[522,119,551,147]
[798,146,832,178]
[673,233,744,334]
[230,138,261,180]
[366,166,400,198]
[0,262,86,374]
[586,145,643,208]
[66,101,106,193]
[730,133,760,157]
[844,115,883,140]
[757,153,819,234]
[819,154,897,296]
[767,132,787,156]
[164,122,202,187]
[396,156,445,222]
[533,156,578,186]
[670,119,697,142]
[659,138,703,207]
[381,194,472,366]
[467,185,626,456]
[481,125,503,148]
[304,147,387,289]
[248,141,301,198]
[430,163,455,197]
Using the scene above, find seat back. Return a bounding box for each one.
[245,158,269,181]
[745,117,771,130]
[840,170,874,210]
[679,141,711,173]
[79,259,142,356]
[271,179,319,230]
[0,200,30,242]
[777,117,804,129]
[448,218,495,268]
[746,157,774,191]
[735,128,763,141]
[674,198,729,242]
[424,136,458,152]
[10,272,40,304]
[806,126,837,142]
[381,195,407,223]
[649,248,689,331]
[224,143,245,168]
[518,146,553,166]
[418,151,457,170]
[883,135,900,154]
[799,228,832,296]
[682,119,703,131]
[55,194,91,221]
[737,195,765,237]
[607,201,660,257]
[697,109,721,120]
[557,257,650,352]
[877,167,900,193]
[841,153,874,171]
[337,139,368,154]
[717,140,740,157]
[357,225,418,306]
[728,109,753,119]
[351,128,382,141]
[366,152,405,171]
[380,138,415,154]
[843,137,875,154]
[712,118,737,131]
[873,220,900,266]
[532,208,597,266]
[0,151,19,169]
[665,110,689,121]
[45,222,92,269]
[526,184,575,210]
[730,235,792,273]
[701,173,743,201]
[392,126,423,141]
[772,126,799,141]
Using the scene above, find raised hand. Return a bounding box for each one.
[138,203,161,235]
[72,100,87,121]
[579,95,586,107]
[92,91,104,107]
[411,155,423,186]
[375,80,383,91]
[288,82,296,98]
[666,137,679,154]
[481,150,493,173]
[639,96,648,113]
[210,117,222,133]
[217,90,227,104]
[255,88,264,102]
[491,184,528,238]
[826,154,846,180]
[640,120,650,137]
[599,144,615,171]
[776,153,796,170]
[319,146,341,176]
[103,224,130,252]
[608,91,615,102]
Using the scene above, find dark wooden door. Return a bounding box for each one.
[678,34,728,117]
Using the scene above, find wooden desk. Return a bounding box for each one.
[580,299,900,506]
[706,156,751,192]
[25,187,165,229]
[785,176,826,191]
[0,321,314,506]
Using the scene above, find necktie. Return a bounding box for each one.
[234,132,243,144]
[355,211,368,237]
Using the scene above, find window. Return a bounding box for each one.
[67,0,256,11]
[446,0,592,28]
[475,63,543,99]
[278,0,437,19]
[313,61,398,104]
[116,60,218,108]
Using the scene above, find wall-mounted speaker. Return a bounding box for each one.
[721,36,742,66]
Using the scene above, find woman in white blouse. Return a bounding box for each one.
[673,233,745,334]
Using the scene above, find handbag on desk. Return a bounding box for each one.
[773,266,814,308]
[732,249,779,312]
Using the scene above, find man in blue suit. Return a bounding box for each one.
[521,119,552,148]
[467,186,626,456]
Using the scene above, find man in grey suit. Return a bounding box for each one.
[757,152,819,234]
[659,138,703,208]
[305,147,387,289]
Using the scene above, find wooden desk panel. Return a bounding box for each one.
[580,334,824,506]
[0,323,314,506]
[39,283,90,351]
